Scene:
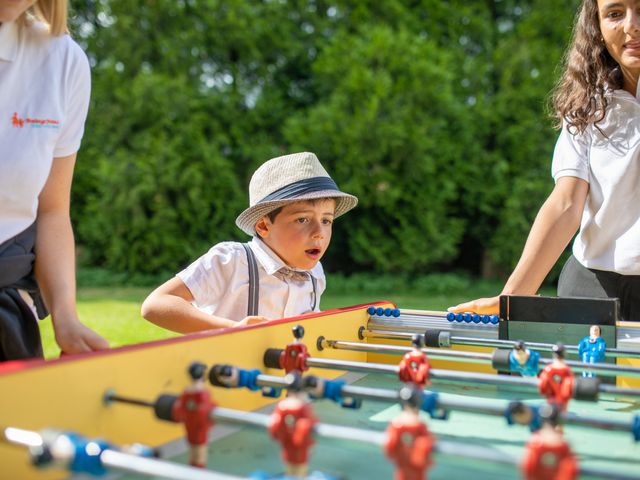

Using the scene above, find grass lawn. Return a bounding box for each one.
[39,282,554,359]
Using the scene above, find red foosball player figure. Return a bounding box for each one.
[522,403,578,480]
[280,325,310,374]
[171,362,216,468]
[384,385,435,480]
[398,334,431,388]
[268,372,317,478]
[538,343,574,411]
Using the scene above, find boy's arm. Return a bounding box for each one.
[141,277,238,332]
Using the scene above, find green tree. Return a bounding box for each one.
[284,25,474,273]
[65,0,584,279]
[487,0,581,277]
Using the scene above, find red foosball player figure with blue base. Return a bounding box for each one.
[171,362,215,468]
[578,325,606,378]
[509,341,540,377]
[384,385,435,480]
[398,334,431,388]
[538,343,574,412]
[268,372,318,479]
[521,403,578,480]
[280,325,310,374]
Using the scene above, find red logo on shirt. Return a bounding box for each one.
[11,112,59,129]
[12,112,24,128]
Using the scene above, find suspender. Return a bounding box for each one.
[242,243,260,317]
[242,242,318,317]
[309,275,317,311]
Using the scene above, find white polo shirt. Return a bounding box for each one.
[551,84,640,274]
[177,238,326,322]
[0,21,91,244]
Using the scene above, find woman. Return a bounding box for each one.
[450,0,640,320]
[0,0,108,360]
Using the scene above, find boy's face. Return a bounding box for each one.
[256,199,336,270]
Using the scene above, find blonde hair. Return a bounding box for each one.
[18,0,69,36]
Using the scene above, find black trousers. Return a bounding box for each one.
[558,255,640,321]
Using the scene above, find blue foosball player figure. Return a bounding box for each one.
[578,325,606,378]
[509,341,541,377]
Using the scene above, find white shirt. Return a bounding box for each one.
[551,84,640,274]
[0,21,91,244]
[177,238,326,321]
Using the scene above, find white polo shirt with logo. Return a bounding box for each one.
[0,20,91,244]
[551,84,640,275]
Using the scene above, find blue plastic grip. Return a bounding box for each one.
[66,433,111,476]
[237,368,262,391]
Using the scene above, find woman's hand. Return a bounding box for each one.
[447,296,500,315]
[55,317,109,355]
[234,316,270,327]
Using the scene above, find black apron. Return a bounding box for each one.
[0,222,47,361]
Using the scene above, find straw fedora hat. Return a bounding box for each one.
[235,152,358,236]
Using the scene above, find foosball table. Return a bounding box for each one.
[1,297,639,479]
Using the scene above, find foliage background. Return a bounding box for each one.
[68,0,581,282]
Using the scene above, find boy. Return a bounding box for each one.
[141,152,357,332]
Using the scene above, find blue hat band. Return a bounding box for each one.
[258,176,340,203]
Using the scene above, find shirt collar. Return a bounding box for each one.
[0,22,20,63]
[249,237,322,278]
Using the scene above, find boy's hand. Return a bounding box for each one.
[447,296,500,315]
[55,318,110,355]
[234,316,270,327]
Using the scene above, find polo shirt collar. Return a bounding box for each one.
[249,237,321,278]
[0,22,19,62]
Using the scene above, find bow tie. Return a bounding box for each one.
[276,267,312,283]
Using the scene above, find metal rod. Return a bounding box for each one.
[364,328,640,359]
[236,371,636,435]
[2,428,244,480]
[105,392,155,408]
[307,357,399,375]
[396,309,449,317]
[212,408,381,446]
[598,383,640,397]
[3,427,43,447]
[328,339,494,363]
[306,356,538,389]
[324,339,640,378]
[100,450,245,480]
[305,356,640,399]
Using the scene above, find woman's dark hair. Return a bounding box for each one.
[551,0,622,133]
